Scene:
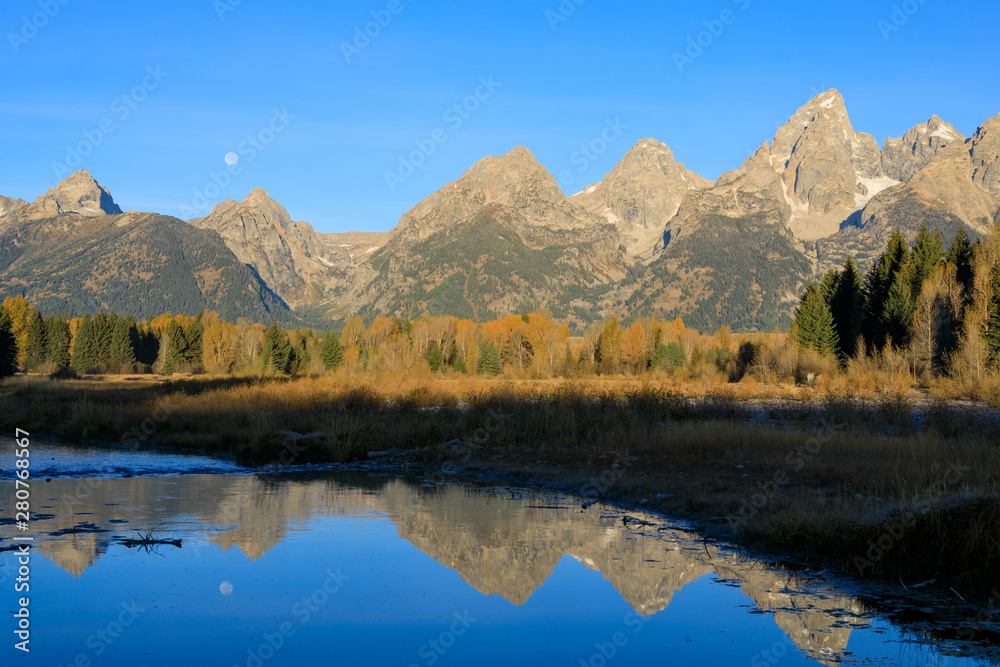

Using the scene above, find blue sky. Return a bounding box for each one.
[1,0,998,233]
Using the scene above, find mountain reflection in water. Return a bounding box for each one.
[0,472,990,666]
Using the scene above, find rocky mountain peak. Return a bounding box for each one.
[460,146,565,205]
[570,138,713,258]
[26,170,122,220]
[0,195,28,218]
[970,113,1000,199]
[881,115,966,182]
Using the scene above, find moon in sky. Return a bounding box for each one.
[224,152,239,166]
[220,581,234,596]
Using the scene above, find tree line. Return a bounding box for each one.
[792,223,1000,379]
[0,295,738,380]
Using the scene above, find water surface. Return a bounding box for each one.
[1,445,997,666]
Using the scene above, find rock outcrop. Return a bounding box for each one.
[189,188,386,305]
[19,169,122,221]
[881,115,966,182]
[570,139,713,259]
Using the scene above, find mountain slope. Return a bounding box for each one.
[817,113,1000,273]
[189,188,387,307]
[0,172,295,322]
[570,139,713,259]
[351,147,631,326]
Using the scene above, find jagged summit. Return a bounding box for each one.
[571,138,713,258]
[881,115,966,182]
[24,169,122,220]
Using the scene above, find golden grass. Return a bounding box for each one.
[3,371,999,595]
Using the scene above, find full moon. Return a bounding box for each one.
[224,152,239,166]
[220,581,234,596]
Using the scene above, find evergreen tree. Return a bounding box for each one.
[910,225,945,297]
[882,269,916,348]
[137,325,159,366]
[477,340,502,376]
[45,315,71,370]
[72,314,100,373]
[426,342,444,372]
[23,310,47,371]
[651,342,687,369]
[863,229,910,349]
[829,257,864,358]
[451,349,467,373]
[163,320,189,374]
[986,263,1000,364]
[946,227,975,295]
[262,323,291,374]
[319,331,343,370]
[0,309,17,378]
[109,316,139,372]
[185,317,205,365]
[91,312,115,367]
[793,284,839,355]
[819,269,840,304]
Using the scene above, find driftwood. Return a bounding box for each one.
[120,528,182,552]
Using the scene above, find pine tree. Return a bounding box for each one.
[91,312,114,368]
[426,342,443,372]
[0,308,17,378]
[72,314,100,374]
[109,316,139,372]
[946,227,975,295]
[986,263,1000,364]
[910,225,945,297]
[651,342,687,369]
[23,310,47,371]
[45,315,71,370]
[163,320,189,374]
[319,331,343,370]
[819,269,840,304]
[262,323,291,374]
[863,229,910,349]
[829,257,864,358]
[477,340,502,376]
[793,284,839,355]
[185,318,205,365]
[451,349,467,373]
[882,268,915,348]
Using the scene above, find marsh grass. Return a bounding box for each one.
[3,373,999,595]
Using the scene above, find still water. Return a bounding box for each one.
[1,444,997,666]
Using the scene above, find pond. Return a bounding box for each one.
[1,444,997,666]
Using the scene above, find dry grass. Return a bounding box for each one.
[3,371,999,595]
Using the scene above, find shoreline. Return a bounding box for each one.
[4,374,999,603]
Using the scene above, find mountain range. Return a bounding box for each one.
[2,89,998,331]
